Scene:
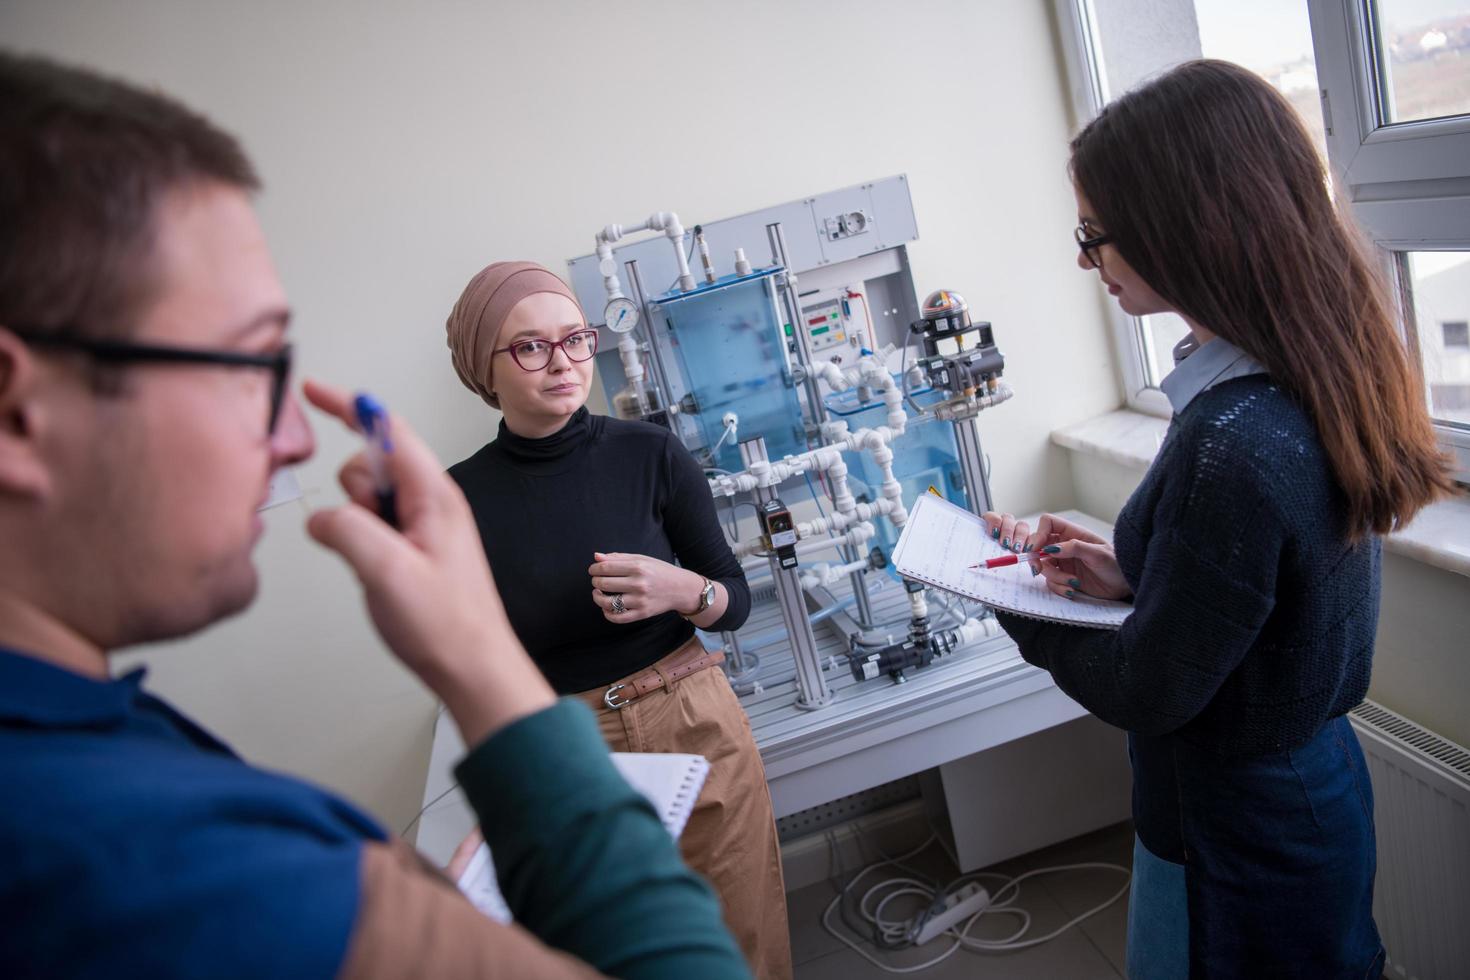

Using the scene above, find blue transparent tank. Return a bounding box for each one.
[823,383,968,571]
[651,269,808,471]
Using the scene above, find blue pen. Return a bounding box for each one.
[353,393,398,529]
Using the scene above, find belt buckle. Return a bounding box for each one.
[603,683,631,710]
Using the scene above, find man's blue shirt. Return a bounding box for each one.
[0,647,385,978]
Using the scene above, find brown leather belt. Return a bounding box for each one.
[578,637,726,711]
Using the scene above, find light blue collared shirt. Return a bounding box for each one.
[1159,335,1268,416]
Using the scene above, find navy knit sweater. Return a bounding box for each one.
[996,376,1380,756]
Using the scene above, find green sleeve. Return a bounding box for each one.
[454,699,750,980]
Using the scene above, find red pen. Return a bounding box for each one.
[969,553,1034,570]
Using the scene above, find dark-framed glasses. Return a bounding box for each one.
[8,327,293,435]
[493,329,598,372]
[1074,223,1114,269]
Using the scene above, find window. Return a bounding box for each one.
[1311,0,1470,479]
[1368,2,1470,124]
[1405,253,1470,425]
[1311,0,1470,196]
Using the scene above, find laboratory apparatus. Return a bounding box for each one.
[565,177,1015,708]
[418,183,1138,951]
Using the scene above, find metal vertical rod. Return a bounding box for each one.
[839,542,874,628]
[722,629,747,674]
[739,436,833,709]
[765,222,826,435]
[623,259,673,412]
[952,417,994,516]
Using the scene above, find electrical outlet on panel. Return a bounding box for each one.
[824,209,873,241]
[911,882,991,945]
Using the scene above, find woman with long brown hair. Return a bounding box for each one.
[985,60,1451,977]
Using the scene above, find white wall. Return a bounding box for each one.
[0,0,1120,830]
[1092,0,1203,97]
[1372,552,1470,750]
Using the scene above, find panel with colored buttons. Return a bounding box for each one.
[800,298,851,354]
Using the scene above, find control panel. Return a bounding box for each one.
[801,299,850,353]
[799,288,872,361]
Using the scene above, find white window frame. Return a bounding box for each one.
[1053,0,1173,419]
[1309,0,1470,482]
[1308,0,1470,198]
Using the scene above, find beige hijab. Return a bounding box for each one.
[445,260,582,408]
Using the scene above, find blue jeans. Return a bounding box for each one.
[1127,715,1386,977]
[1128,835,1188,979]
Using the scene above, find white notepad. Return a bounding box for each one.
[893,494,1132,630]
[456,752,710,922]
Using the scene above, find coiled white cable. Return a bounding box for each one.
[819,830,1131,974]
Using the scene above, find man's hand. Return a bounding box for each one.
[446,827,484,882]
[302,379,555,747]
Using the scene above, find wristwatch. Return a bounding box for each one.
[685,577,716,619]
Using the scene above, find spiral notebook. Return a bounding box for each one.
[457,752,710,922]
[892,494,1131,630]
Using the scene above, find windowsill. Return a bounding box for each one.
[1053,409,1470,579]
[1051,409,1170,469]
[1387,493,1470,577]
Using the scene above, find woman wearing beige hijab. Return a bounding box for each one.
[444,261,792,979]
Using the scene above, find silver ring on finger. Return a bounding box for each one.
[609,593,626,614]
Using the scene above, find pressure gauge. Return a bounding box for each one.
[604,297,640,333]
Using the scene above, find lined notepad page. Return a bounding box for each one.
[456,752,710,922]
[609,752,710,838]
[893,494,1131,630]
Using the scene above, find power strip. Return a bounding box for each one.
[911,882,992,945]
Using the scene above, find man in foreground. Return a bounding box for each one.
[0,51,747,980]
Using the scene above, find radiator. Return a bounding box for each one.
[1349,700,1470,980]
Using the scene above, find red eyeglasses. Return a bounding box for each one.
[492,329,598,372]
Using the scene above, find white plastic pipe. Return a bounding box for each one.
[795,496,900,538]
[710,347,912,555]
[794,521,874,556]
[592,210,704,417]
[594,211,695,304]
[961,616,1006,642]
[908,588,928,623]
[733,519,874,560]
[617,333,648,414]
[798,557,871,591]
[813,360,848,391]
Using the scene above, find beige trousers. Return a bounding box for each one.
[577,646,793,980]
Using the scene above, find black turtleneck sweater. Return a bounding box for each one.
[448,408,751,693]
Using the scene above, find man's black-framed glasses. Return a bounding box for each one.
[1074,223,1114,269]
[492,329,598,372]
[8,327,293,434]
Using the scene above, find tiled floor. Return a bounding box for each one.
[788,820,1135,979]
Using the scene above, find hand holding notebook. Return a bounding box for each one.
[893,495,1132,629]
[456,751,710,922]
